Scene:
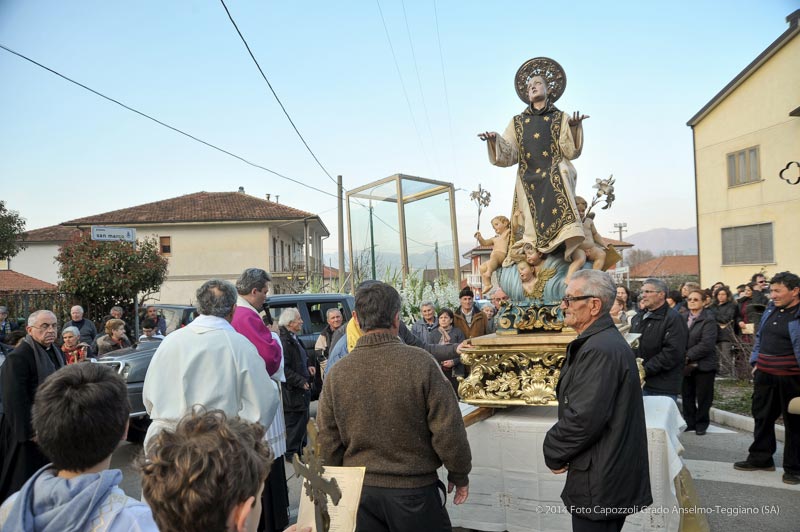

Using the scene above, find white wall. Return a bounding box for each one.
[9,243,62,284]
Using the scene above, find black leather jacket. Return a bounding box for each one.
[631,304,688,395]
[279,326,312,412]
[686,309,719,372]
[543,314,652,518]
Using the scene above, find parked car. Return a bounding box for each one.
[263,293,354,351]
[264,293,355,400]
[145,304,197,334]
[96,341,161,441]
[97,293,355,442]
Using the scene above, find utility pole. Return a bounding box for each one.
[434,241,441,279]
[613,222,628,264]
[337,175,345,291]
[369,201,376,280]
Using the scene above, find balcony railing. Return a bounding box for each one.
[271,256,323,275]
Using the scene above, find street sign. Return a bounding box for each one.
[91,226,137,242]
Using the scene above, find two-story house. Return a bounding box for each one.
[62,189,329,302]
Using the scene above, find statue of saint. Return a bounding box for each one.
[478,57,589,266]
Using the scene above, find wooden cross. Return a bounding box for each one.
[293,418,342,532]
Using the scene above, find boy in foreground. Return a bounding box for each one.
[0,363,157,531]
[141,408,310,532]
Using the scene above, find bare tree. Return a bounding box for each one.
[626,249,655,267]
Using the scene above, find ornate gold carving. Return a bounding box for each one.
[496,302,564,333]
[458,329,645,406]
[458,343,566,406]
[522,268,556,300]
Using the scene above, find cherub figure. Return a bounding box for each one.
[565,195,607,284]
[517,260,537,298]
[475,215,511,292]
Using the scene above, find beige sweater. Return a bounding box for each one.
[317,332,471,489]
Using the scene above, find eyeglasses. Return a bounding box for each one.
[561,295,597,306]
[32,323,58,331]
[686,297,702,302]
[640,290,661,294]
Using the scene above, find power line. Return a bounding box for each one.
[374,0,434,175]
[399,0,441,177]
[432,0,458,178]
[0,43,338,200]
[218,0,338,186]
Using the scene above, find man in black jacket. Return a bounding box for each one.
[278,307,315,463]
[544,270,651,532]
[631,278,688,400]
[0,310,65,501]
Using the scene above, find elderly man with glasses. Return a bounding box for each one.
[630,278,688,400]
[0,310,65,501]
[544,271,652,532]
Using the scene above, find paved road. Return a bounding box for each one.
[113,409,799,531]
[678,425,798,531]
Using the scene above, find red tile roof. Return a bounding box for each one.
[21,225,82,243]
[323,265,340,278]
[0,270,57,292]
[62,191,321,226]
[630,255,699,278]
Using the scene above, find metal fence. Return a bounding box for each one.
[0,290,133,332]
[0,290,73,327]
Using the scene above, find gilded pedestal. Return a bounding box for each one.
[458,331,576,407]
[458,327,644,407]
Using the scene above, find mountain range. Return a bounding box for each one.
[622,227,698,255]
[322,227,699,271]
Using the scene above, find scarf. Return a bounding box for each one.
[346,318,364,353]
[438,326,451,345]
[61,343,89,365]
[23,335,64,385]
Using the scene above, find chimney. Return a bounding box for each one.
[275,195,280,204]
[238,186,245,193]
[788,9,800,28]
[265,193,271,202]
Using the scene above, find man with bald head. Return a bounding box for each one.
[64,305,98,345]
[0,310,66,501]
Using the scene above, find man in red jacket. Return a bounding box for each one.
[231,268,289,532]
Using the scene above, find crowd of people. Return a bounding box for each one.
[0,303,168,364]
[0,266,797,531]
[619,271,799,487]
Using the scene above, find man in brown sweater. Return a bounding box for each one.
[317,281,471,532]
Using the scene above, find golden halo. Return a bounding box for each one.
[514,57,567,104]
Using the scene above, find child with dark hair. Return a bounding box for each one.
[138,318,165,342]
[141,408,308,532]
[0,363,157,530]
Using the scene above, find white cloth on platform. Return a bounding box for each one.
[441,396,684,532]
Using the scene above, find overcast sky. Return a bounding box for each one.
[1,0,795,267]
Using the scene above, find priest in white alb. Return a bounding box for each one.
[142,279,279,452]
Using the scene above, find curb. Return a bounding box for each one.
[708,407,786,443]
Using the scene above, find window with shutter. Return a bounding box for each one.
[726,146,760,187]
[721,223,773,264]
